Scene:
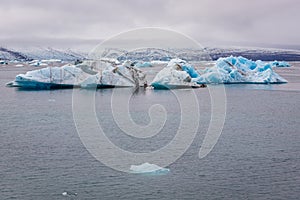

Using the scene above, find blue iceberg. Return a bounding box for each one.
[151,58,204,89]
[269,60,290,67]
[151,56,287,89]
[199,56,288,84]
[134,61,153,68]
[9,65,85,89]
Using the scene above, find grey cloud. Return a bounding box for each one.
[0,0,299,49]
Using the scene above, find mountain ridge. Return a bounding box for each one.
[1,46,300,62]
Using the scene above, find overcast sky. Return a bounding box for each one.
[0,0,299,50]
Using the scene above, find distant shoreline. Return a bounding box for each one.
[1,46,300,62]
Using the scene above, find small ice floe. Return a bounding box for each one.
[269,61,290,67]
[134,61,153,68]
[29,61,48,67]
[62,191,77,196]
[5,81,14,87]
[48,99,56,102]
[150,60,168,65]
[41,59,62,63]
[0,60,8,65]
[130,162,170,174]
[15,64,24,67]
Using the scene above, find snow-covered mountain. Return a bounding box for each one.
[1,46,300,62]
[0,47,87,61]
[0,47,29,61]
[100,47,300,61]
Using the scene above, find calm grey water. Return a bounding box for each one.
[0,63,300,200]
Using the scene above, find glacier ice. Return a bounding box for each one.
[130,162,170,174]
[12,64,86,89]
[269,60,290,67]
[150,60,168,65]
[0,60,8,65]
[199,56,288,84]
[151,57,288,89]
[62,191,77,196]
[80,60,146,88]
[80,63,146,88]
[151,58,204,89]
[8,60,146,89]
[134,61,153,68]
[29,62,48,67]
[7,56,288,89]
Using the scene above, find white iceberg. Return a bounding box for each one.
[62,191,77,196]
[130,162,170,174]
[151,58,204,89]
[41,59,62,63]
[80,60,146,88]
[28,60,48,67]
[7,60,146,89]
[150,60,168,65]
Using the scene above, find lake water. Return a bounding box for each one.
[0,63,299,199]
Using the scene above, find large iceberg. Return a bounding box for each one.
[80,61,146,88]
[10,64,86,89]
[151,58,204,89]
[130,163,170,174]
[151,57,287,89]
[7,60,146,89]
[199,56,288,84]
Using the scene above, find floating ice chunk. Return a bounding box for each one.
[150,60,168,65]
[5,81,14,87]
[269,61,290,67]
[41,59,62,63]
[29,61,48,66]
[151,66,189,86]
[130,162,170,174]
[62,192,67,196]
[11,64,87,89]
[80,62,146,88]
[0,60,8,65]
[199,56,288,84]
[9,60,146,89]
[151,58,203,89]
[152,57,287,87]
[100,57,120,65]
[134,61,153,68]
[62,191,77,196]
